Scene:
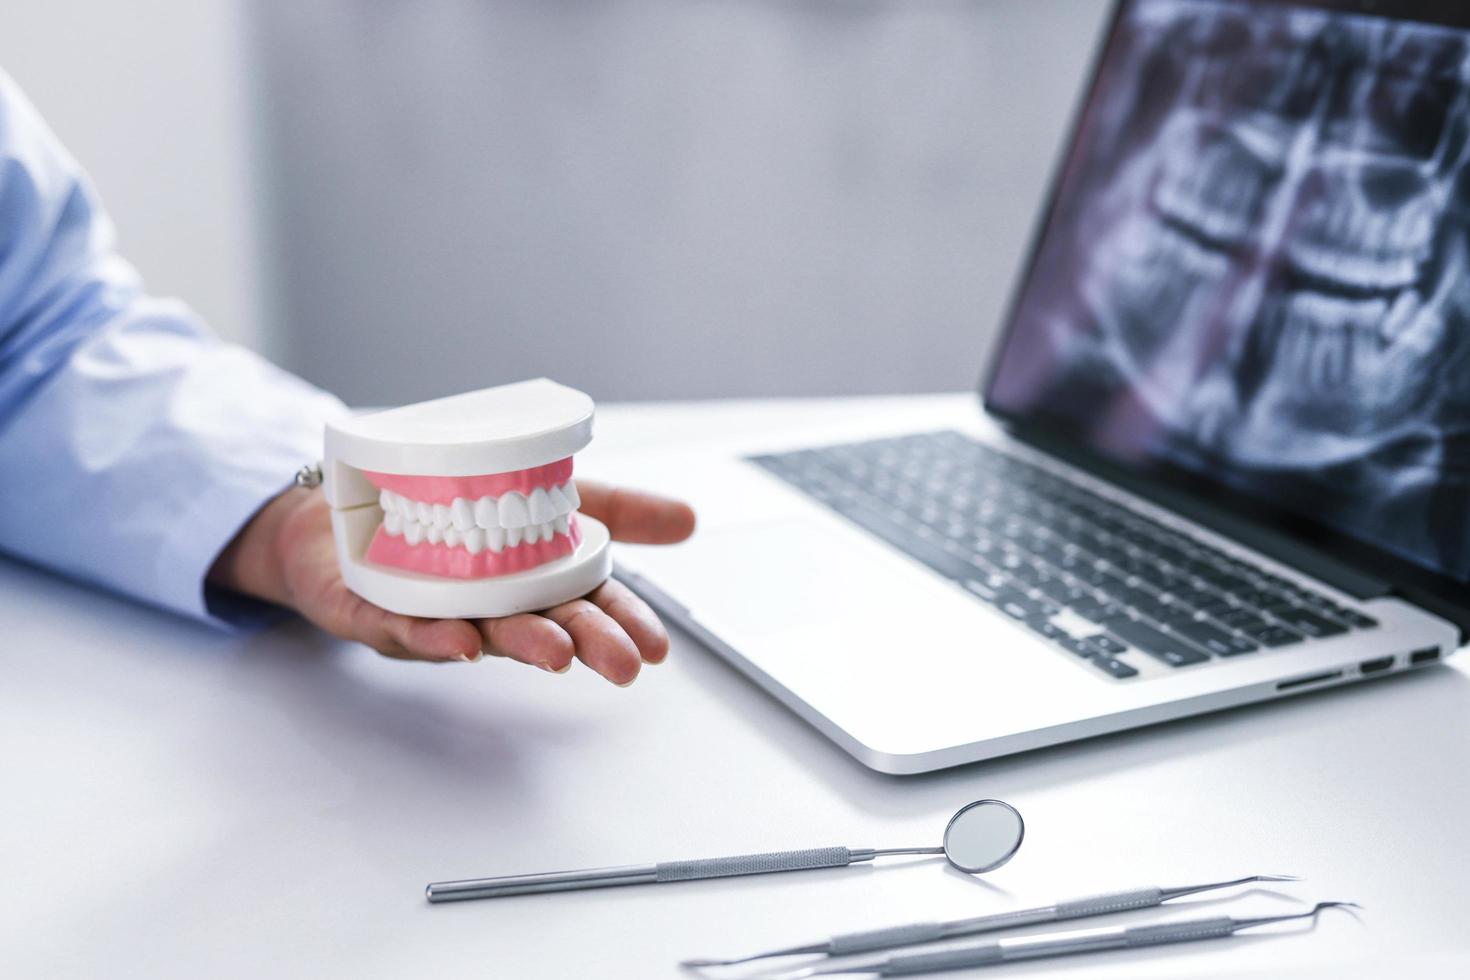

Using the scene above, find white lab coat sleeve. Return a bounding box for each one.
[0,69,349,628]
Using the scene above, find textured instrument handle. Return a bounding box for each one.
[879,943,1005,976]
[654,846,852,882]
[1055,886,1163,920]
[1124,917,1237,947]
[828,921,947,956]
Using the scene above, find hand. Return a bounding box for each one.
[208,480,696,685]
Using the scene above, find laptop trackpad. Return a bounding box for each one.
[634,517,949,636]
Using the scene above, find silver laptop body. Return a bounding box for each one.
[607,0,1470,773]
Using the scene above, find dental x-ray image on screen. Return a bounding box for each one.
[989,0,1470,582]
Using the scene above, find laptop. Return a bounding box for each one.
[607,0,1469,773]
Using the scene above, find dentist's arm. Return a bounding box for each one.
[0,68,345,626]
[0,68,696,684]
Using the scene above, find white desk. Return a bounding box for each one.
[6,396,1469,979]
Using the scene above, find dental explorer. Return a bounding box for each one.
[426,799,1022,903]
[681,873,1300,969]
[762,902,1359,979]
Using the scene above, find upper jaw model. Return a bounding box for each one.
[323,379,612,619]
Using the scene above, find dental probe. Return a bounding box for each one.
[681,874,1299,969]
[763,902,1359,979]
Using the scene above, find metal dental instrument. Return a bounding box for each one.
[425,799,1023,904]
[763,902,1360,979]
[681,873,1300,969]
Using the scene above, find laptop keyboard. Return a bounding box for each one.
[750,431,1378,681]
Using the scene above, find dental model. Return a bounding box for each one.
[322,379,612,619]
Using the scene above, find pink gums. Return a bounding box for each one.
[362,457,574,506]
[365,514,581,579]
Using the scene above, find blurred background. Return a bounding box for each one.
[0,0,1107,406]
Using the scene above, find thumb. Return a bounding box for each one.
[573,479,695,544]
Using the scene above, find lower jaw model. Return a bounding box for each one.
[322,379,613,620]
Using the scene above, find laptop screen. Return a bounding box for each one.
[986,0,1470,585]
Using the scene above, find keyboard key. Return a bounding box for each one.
[1266,606,1348,639]
[1089,654,1139,679]
[992,587,1051,621]
[1193,597,1237,617]
[1103,615,1210,667]
[1008,563,1045,587]
[1025,617,1066,640]
[1214,607,1271,631]
[1227,588,1285,607]
[1250,625,1306,648]
[962,577,1001,602]
[1085,634,1128,654]
[1201,571,1255,594]
[1069,598,1120,623]
[1032,576,1086,606]
[1166,619,1259,657]
[1126,596,1173,622]
[1057,635,1095,658]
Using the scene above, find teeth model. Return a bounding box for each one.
[321,379,612,619]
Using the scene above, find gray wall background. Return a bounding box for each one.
[0,1,270,353]
[253,0,1110,405]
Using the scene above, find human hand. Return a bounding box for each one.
[208,480,695,685]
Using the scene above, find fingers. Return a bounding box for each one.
[574,479,695,544]
[467,582,667,683]
[586,578,670,665]
[380,614,485,662]
[541,598,643,686]
[330,591,484,663]
[474,614,575,673]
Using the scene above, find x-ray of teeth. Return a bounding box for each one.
[990,0,1470,581]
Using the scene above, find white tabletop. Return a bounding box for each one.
[6,395,1469,980]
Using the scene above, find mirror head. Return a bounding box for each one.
[942,799,1025,874]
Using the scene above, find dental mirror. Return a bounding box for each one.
[941,798,1025,873]
[426,799,1024,903]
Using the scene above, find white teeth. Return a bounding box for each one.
[528,487,555,524]
[499,493,530,528]
[381,483,577,553]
